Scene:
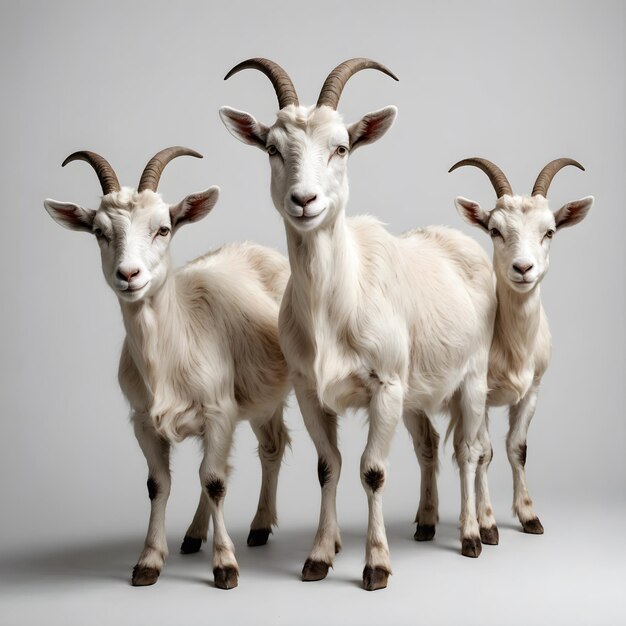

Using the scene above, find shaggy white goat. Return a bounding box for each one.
[220,58,498,590]
[443,157,593,533]
[44,148,291,590]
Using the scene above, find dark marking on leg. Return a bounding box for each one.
[213,566,238,590]
[414,524,436,542]
[206,478,225,502]
[180,535,203,554]
[247,528,271,547]
[317,458,330,488]
[132,564,160,586]
[364,467,385,492]
[302,558,330,581]
[522,518,544,534]
[519,443,527,467]
[480,525,500,545]
[362,565,390,591]
[461,536,482,558]
[147,477,158,500]
[478,454,485,465]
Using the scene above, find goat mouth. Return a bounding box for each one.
[118,281,150,295]
[289,207,327,227]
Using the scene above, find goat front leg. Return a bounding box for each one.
[361,375,403,591]
[132,414,171,586]
[200,416,238,589]
[507,383,543,534]
[475,418,499,545]
[452,369,489,558]
[403,409,440,541]
[296,383,342,583]
[247,405,290,547]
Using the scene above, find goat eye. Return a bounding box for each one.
[336,146,349,157]
[158,226,170,237]
[267,145,278,157]
[545,229,555,239]
[489,228,502,238]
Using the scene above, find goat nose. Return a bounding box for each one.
[117,267,141,282]
[291,192,317,208]
[512,262,534,275]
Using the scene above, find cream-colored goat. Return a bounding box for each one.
[44,148,291,590]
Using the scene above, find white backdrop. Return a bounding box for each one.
[0,2,624,625]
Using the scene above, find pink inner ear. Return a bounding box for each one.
[363,116,384,139]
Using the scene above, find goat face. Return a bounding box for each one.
[44,186,219,302]
[455,194,593,293]
[220,104,396,233]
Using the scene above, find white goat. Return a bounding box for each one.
[220,58,498,590]
[442,157,592,533]
[44,148,291,589]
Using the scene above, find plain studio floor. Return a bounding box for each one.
[1,503,624,626]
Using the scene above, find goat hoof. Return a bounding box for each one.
[461,536,482,558]
[414,524,436,541]
[302,559,330,581]
[213,566,239,590]
[180,535,203,554]
[480,525,499,545]
[522,518,544,534]
[131,565,160,586]
[247,528,271,547]
[362,566,389,591]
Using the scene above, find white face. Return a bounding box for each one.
[220,103,397,234]
[456,194,594,293]
[44,186,219,302]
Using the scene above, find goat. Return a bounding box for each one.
[220,58,498,590]
[443,157,593,533]
[44,147,291,589]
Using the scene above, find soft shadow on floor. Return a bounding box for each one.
[0,518,465,590]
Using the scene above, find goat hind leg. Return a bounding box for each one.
[403,409,440,541]
[247,405,290,547]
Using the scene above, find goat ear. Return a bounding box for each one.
[347,106,397,151]
[170,186,220,229]
[44,199,96,232]
[454,196,490,231]
[219,106,269,150]
[553,195,594,230]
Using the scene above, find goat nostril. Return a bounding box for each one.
[291,193,317,208]
[513,262,534,275]
[117,268,141,282]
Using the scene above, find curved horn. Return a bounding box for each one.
[316,58,399,110]
[138,147,203,193]
[62,151,121,196]
[224,58,299,109]
[531,158,585,197]
[448,157,513,198]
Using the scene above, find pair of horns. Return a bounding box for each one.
[224,57,398,110]
[449,157,585,198]
[61,147,203,196]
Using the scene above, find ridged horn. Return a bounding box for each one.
[316,58,398,110]
[224,58,299,109]
[532,158,585,197]
[62,151,120,196]
[138,147,203,193]
[448,157,513,198]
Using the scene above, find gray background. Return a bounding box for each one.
[0,1,624,625]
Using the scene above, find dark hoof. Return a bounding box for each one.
[414,524,436,542]
[480,525,499,545]
[522,518,544,534]
[461,536,482,558]
[180,535,203,554]
[363,566,390,591]
[247,528,271,547]
[302,558,330,581]
[213,566,239,590]
[131,565,160,586]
